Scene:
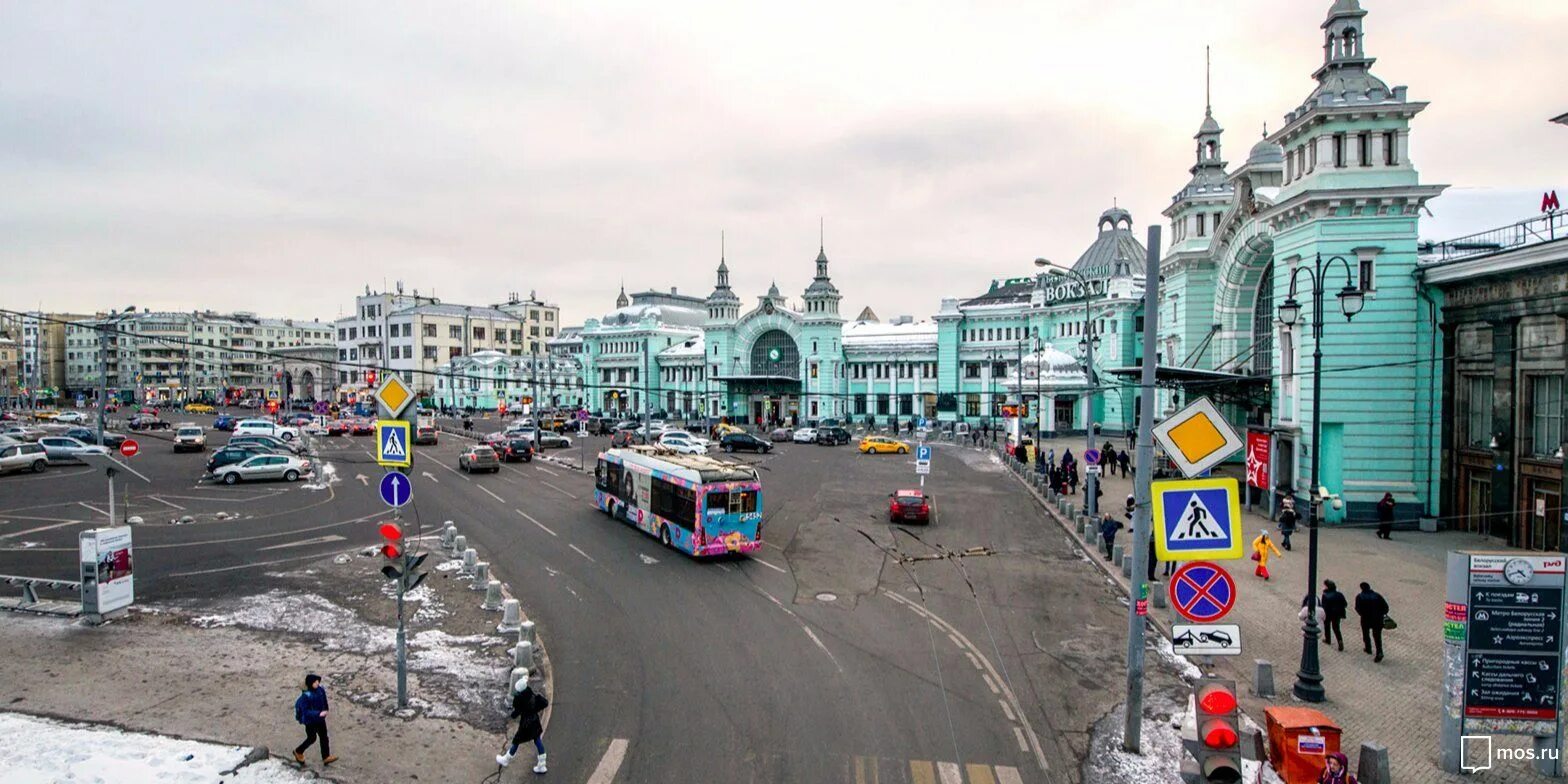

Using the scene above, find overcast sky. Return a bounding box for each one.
[2,1,1564,326]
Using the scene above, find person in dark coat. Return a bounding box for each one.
[1320,579,1348,651]
[496,682,550,772]
[1117,448,1131,478]
[292,673,336,765]
[1355,582,1389,662]
[1099,514,1123,560]
[1376,493,1396,539]
[1277,497,1300,551]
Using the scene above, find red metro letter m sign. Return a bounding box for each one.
[1545,190,1561,214]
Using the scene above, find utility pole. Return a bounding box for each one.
[96,318,110,445]
[1123,225,1162,751]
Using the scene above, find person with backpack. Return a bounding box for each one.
[292,673,336,766]
[496,680,550,773]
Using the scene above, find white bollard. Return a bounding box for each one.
[497,598,522,633]
[440,521,456,550]
[470,562,490,588]
[513,640,533,668]
[451,534,468,558]
[462,548,478,576]
[482,579,504,611]
[518,620,536,649]
[510,666,529,694]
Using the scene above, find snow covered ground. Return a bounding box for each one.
[0,712,313,783]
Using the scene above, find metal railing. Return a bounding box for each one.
[0,574,81,610]
[1421,211,1566,264]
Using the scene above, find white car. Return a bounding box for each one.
[173,425,207,452]
[54,411,88,424]
[658,430,710,449]
[657,432,707,454]
[37,436,110,464]
[792,428,818,444]
[234,418,299,441]
[213,453,312,484]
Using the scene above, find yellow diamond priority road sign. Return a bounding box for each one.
[1151,396,1243,478]
[374,375,414,419]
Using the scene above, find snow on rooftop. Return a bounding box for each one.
[842,320,938,348]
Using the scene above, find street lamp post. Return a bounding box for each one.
[1278,253,1366,703]
[1035,258,1102,518]
[97,307,135,445]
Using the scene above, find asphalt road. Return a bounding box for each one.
[0,415,1135,783]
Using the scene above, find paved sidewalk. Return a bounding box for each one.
[1000,434,1560,783]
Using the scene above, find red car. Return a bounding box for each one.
[349,419,374,436]
[887,489,934,525]
[325,419,349,436]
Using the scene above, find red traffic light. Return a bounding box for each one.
[366,370,378,387]
[1200,719,1239,749]
[380,543,402,559]
[1196,684,1238,715]
[379,522,403,541]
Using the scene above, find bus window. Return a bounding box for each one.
[597,460,625,500]
[706,489,758,515]
[651,478,695,530]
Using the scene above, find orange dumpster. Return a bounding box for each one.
[1264,706,1342,784]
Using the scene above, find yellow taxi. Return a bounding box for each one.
[184,402,215,414]
[858,435,911,455]
[713,422,746,438]
[32,409,60,421]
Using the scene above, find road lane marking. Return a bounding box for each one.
[168,553,325,577]
[1013,727,1029,752]
[998,699,1016,722]
[515,509,556,536]
[77,502,110,517]
[853,755,878,784]
[937,761,962,784]
[146,496,186,510]
[966,764,997,784]
[750,556,788,574]
[478,485,506,503]
[421,471,440,484]
[965,652,982,671]
[534,465,559,477]
[258,534,347,551]
[996,765,1024,784]
[0,520,86,540]
[585,738,628,784]
[947,632,964,650]
[434,462,471,482]
[909,761,936,784]
[569,544,597,563]
[981,673,999,695]
[715,563,733,572]
[541,480,578,499]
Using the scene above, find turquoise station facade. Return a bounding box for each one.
[542,0,1444,520]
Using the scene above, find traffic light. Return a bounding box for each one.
[376,522,428,591]
[366,370,378,388]
[1188,679,1242,784]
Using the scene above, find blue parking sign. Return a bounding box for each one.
[916,444,932,462]
[1152,477,1242,561]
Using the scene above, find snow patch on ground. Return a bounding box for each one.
[1150,635,1204,681]
[435,559,464,572]
[0,711,313,783]
[300,461,338,490]
[380,580,448,622]
[1081,695,1285,784]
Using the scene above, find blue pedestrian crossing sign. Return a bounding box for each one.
[375,419,412,468]
[1152,477,1242,561]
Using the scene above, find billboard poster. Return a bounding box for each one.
[79,527,134,616]
[1245,431,1271,490]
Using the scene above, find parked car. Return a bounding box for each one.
[887,489,934,524]
[769,427,793,442]
[128,414,171,431]
[32,410,61,421]
[1,425,46,442]
[349,419,374,436]
[792,427,818,444]
[458,445,501,473]
[535,431,572,449]
[213,454,312,484]
[284,412,315,426]
[657,431,708,453]
[54,411,88,424]
[37,436,110,464]
[610,430,647,448]
[585,417,616,436]
[720,432,772,454]
[206,444,282,473]
[483,431,511,448]
[227,433,303,454]
[173,425,207,452]
[184,402,215,414]
[500,437,534,463]
[815,426,853,446]
[64,428,128,449]
[859,436,911,455]
[234,418,299,441]
[213,414,237,431]
[0,442,49,474]
[414,425,438,445]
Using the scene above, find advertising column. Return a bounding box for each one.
[79,526,134,622]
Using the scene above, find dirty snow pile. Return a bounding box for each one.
[0,712,312,783]
[1081,695,1285,784]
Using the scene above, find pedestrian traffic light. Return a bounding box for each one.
[366,370,377,387]
[1190,679,1242,784]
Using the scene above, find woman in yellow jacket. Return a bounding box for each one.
[1251,530,1283,580]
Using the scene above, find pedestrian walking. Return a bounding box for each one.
[1355,581,1390,662]
[1318,751,1358,784]
[1250,530,1283,580]
[292,673,337,766]
[1117,448,1130,478]
[1277,497,1299,551]
[1320,579,1348,651]
[496,681,550,773]
[1046,447,1056,471]
[1068,466,1079,495]
[1376,492,1396,539]
[1099,514,1123,561]
[1061,447,1074,470]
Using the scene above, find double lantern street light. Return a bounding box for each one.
[1278,253,1365,704]
[1034,257,1102,519]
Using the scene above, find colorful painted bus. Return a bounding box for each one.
[593,447,763,556]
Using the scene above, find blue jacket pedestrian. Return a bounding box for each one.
[292,674,336,765]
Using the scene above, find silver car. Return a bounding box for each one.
[1,425,45,442]
[0,442,49,474]
[214,453,312,484]
[37,436,110,464]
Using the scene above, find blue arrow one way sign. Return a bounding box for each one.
[379,471,412,508]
